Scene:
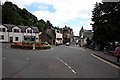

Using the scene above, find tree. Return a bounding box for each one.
[46,20,53,29]
[35,19,46,32]
[2,2,21,24]
[2,1,38,26]
[2,1,55,32]
[91,2,120,50]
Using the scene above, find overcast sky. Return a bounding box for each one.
[2,0,102,36]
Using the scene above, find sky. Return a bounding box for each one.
[2,0,102,36]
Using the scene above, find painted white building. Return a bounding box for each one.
[0,24,40,43]
[0,25,8,42]
[55,30,63,45]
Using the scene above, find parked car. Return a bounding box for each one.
[66,42,70,46]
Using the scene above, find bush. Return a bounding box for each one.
[11,42,51,50]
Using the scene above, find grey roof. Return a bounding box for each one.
[3,24,16,32]
[3,24,39,33]
[17,25,29,32]
[32,26,39,33]
[46,29,55,38]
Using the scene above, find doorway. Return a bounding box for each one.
[9,37,13,43]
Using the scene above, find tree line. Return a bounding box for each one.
[2,1,53,32]
[91,2,120,50]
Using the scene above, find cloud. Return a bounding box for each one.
[2,0,102,36]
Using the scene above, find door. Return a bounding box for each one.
[10,37,13,43]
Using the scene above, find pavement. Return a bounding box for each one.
[85,48,120,67]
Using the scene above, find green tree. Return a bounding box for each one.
[35,19,46,32]
[46,20,53,29]
[92,2,120,50]
[2,2,21,24]
[2,1,55,33]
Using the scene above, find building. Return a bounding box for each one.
[63,26,74,44]
[39,28,63,45]
[39,29,55,45]
[0,24,40,43]
[55,29,63,45]
[79,27,93,46]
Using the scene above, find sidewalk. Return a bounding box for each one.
[86,48,120,67]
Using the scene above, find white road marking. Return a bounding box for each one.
[26,58,30,59]
[57,58,76,74]
[7,47,9,48]
[2,58,6,59]
[90,54,120,69]
[68,46,85,52]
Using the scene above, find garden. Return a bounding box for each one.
[11,42,52,50]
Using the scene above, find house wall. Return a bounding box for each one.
[0,32,9,42]
[0,25,40,43]
[55,32,63,45]
[0,25,8,42]
[9,32,23,42]
[10,26,23,42]
[35,33,39,42]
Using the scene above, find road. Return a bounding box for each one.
[2,43,119,78]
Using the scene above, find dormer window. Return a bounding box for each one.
[13,29,19,33]
[27,30,32,33]
[0,28,6,32]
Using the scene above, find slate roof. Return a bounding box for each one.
[3,24,16,32]
[46,29,55,38]
[2,24,39,33]
[32,26,39,33]
[17,25,29,32]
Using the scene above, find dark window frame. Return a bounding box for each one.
[0,35,4,40]
[13,29,20,33]
[27,30,32,33]
[0,28,6,32]
[15,37,19,41]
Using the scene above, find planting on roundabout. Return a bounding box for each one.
[11,41,52,50]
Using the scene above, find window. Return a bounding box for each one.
[14,29,19,33]
[27,30,32,33]
[0,28,6,32]
[15,37,19,41]
[24,36,27,40]
[0,35,4,40]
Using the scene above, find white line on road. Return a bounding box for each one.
[90,54,120,69]
[68,46,85,52]
[26,58,30,59]
[57,58,76,74]
[2,58,6,59]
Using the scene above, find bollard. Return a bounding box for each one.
[33,44,35,50]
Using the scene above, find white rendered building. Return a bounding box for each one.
[0,24,40,43]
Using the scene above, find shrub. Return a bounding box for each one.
[11,42,51,50]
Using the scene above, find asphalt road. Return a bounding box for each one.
[2,43,119,78]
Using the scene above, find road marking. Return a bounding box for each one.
[26,58,30,59]
[2,58,6,59]
[79,48,85,52]
[57,58,76,74]
[68,46,85,52]
[90,54,120,69]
